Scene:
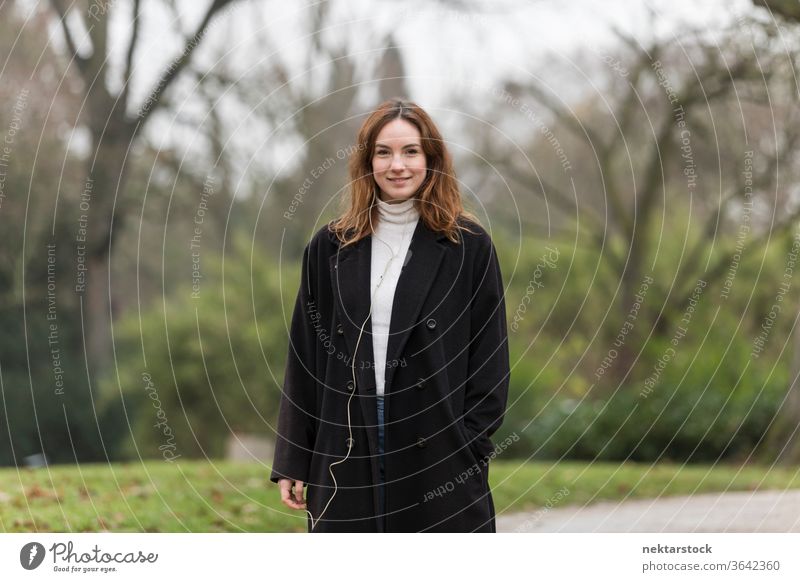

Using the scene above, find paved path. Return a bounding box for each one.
[497,490,800,532]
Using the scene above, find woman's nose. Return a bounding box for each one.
[390,154,405,170]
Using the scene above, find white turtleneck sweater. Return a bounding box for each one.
[370,196,420,396]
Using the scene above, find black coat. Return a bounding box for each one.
[270,216,510,532]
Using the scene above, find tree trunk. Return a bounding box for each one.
[598,230,647,396]
[83,127,133,386]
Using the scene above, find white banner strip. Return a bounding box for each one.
[1,533,797,581]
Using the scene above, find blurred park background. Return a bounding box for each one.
[1,0,800,531]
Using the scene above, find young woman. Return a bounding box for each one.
[270,98,510,532]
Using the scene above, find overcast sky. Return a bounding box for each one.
[25,0,768,185]
[30,0,760,111]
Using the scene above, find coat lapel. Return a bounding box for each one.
[383,221,447,392]
[329,219,448,438]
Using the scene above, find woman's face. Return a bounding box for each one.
[371,118,427,204]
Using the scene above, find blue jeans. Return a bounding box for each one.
[376,395,386,531]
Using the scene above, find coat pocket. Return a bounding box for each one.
[457,421,493,468]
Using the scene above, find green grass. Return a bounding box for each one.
[0,459,797,532]
[488,460,800,514]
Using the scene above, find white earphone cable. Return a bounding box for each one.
[308,195,415,531]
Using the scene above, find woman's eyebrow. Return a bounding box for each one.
[375,142,421,148]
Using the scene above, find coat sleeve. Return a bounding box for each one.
[462,234,510,459]
[270,242,319,484]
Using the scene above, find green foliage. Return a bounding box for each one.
[96,212,798,464]
[0,300,127,466]
[99,232,297,460]
[503,244,790,462]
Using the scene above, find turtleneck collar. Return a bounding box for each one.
[375,195,420,225]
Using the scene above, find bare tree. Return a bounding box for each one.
[485,18,799,396]
[47,0,239,383]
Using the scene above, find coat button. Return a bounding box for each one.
[416,437,426,448]
[337,324,344,335]
[346,380,355,391]
[426,318,436,329]
[416,378,426,389]
[345,437,354,448]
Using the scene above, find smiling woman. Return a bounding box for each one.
[271,98,511,533]
[372,118,428,202]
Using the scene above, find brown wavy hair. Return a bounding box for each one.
[329,97,480,247]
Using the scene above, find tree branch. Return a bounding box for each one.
[498,159,606,230]
[134,0,237,128]
[509,80,607,151]
[120,0,141,112]
[632,41,767,245]
[48,0,88,76]
[752,0,800,21]
[84,0,109,87]
[667,113,799,316]
[662,184,800,334]
[499,159,629,274]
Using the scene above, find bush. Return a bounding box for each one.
[512,307,785,462]
[98,232,296,460]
